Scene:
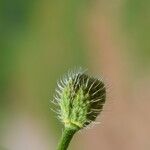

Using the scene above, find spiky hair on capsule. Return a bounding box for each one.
[53,69,106,130]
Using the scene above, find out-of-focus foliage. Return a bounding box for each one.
[123,0,150,71]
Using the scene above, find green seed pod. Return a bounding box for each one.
[54,70,106,130]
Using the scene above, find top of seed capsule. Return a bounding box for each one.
[54,70,106,130]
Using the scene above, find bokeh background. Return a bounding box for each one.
[0,0,150,150]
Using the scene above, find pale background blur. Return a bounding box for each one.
[0,0,150,150]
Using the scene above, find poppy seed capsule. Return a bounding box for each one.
[54,71,106,130]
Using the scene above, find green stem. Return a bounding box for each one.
[57,127,78,150]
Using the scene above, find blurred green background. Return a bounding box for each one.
[0,0,150,150]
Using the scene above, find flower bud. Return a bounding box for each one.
[54,70,106,130]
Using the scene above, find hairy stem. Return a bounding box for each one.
[57,127,78,150]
